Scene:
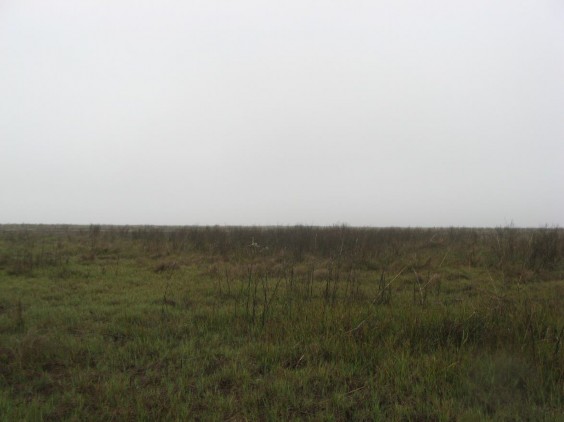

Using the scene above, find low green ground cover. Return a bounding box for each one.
[0,225,562,420]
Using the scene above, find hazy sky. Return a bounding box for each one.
[1,1,563,227]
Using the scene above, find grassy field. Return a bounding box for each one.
[0,225,562,421]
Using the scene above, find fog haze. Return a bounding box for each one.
[1,1,563,226]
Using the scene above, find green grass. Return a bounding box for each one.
[0,225,562,420]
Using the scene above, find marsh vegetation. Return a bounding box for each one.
[0,225,562,420]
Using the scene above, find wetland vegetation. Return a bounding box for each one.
[0,224,562,420]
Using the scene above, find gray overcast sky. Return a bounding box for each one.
[1,1,563,227]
